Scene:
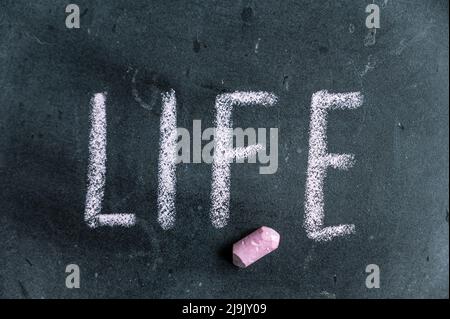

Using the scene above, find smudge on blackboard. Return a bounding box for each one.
[359,55,377,78]
[80,8,89,18]
[392,25,432,56]
[131,69,153,111]
[254,38,261,54]
[25,258,33,267]
[193,38,201,53]
[18,281,30,299]
[364,28,376,47]
[24,31,52,46]
[320,291,336,299]
[349,23,355,34]
[241,6,254,24]
[282,75,289,91]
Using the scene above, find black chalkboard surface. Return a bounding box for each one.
[0,0,448,299]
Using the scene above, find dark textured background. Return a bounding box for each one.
[0,0,448,298]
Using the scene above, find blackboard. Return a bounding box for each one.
[0,0,448,298]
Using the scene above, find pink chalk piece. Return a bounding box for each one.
[232,226,280,268]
